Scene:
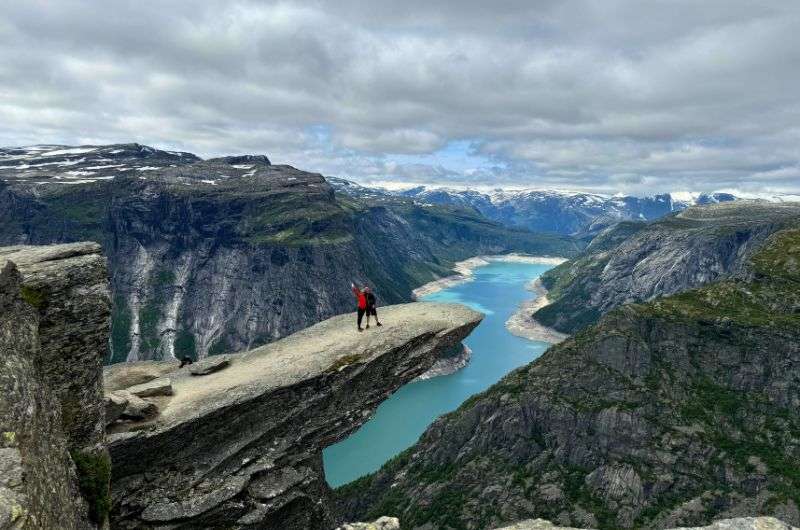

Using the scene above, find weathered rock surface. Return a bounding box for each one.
[534,202,800,334]
[112,391,158,420]
[107,302,483,529]
[125,377,173,398]
[339,228,800,529]
[105,393,129,425]
[493,517,798,530]
[0,242,111,528]
[189,355,230,375]
[0,262,91,529]
[0,242,110,452]
[337,516,401,530]
[415,344,472,380]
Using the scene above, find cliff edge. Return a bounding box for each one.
[107,302,483,529]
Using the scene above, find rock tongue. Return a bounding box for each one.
[107,301,483,529]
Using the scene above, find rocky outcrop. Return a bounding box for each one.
[0,244,111,529]
[534,202,800,334]
[107,302,483,529]
[338,228,800,529]
[493,517,798,530]
[0,144,577,363]
[337,517,401,530]
[415,344,471,381]
[0,243,110,453]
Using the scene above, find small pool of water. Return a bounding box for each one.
[323,261,554,487]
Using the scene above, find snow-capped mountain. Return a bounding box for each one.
[329,178,739,235]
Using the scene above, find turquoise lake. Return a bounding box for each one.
[323,260,554,487]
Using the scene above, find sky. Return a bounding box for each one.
[1,1,799,195]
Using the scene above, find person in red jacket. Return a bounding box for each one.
[351,282,368,332]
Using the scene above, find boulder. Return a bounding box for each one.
[114,391,158,420]
[125,377,173,398]
[104,393,129,425]
[189,356,230,376]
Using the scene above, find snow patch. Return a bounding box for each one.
[41,147,97,157]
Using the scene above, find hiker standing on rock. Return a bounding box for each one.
[364,286,382,329]
[352,282,368,332]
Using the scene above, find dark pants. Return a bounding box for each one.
[357,307,366,328]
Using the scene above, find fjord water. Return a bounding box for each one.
[323,261,553,487]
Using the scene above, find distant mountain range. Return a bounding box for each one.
[329,177,741,236]
[1,146,789,238]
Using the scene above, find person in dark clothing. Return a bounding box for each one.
[352,282,368,332]
[363,286,382,328]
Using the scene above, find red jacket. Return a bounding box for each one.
[352,286,367,309]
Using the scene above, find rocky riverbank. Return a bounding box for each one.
[505,277,569,344]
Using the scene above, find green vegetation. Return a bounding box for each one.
[19,285,47,310]
[110,296,132,363]
[70,449,111,525]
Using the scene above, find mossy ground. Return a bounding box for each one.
[70,449,111,525]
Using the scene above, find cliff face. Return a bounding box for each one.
[0,243,111,529]
[106,302,483,529]
[493,517,798,530]
[0,144,576,363]
[534,202,800,334]
[339,228,800,530]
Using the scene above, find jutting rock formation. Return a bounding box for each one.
[0,243,111,529]
[106,302,483,529]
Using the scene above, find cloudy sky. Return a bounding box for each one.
[1,1,799,195]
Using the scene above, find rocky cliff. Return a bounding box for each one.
[0,144,576,363]
[493,517,798,530]
[338,227,800,529]
[0,243,111,529]
[533,202,800,334]
[106,302,483,529]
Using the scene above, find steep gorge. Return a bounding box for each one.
[533,202,800,334]
[339,226,800,529]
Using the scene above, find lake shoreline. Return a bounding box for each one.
[412,253,567,299]
[505,277,569,344]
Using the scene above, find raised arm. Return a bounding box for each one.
[351,282,360,297]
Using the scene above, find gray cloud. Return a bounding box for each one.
[0,0,798,194]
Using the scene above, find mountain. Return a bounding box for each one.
[533,202,800,334]
[0,144,578,363]
[337,224,800,530]
[390,185,738,236]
